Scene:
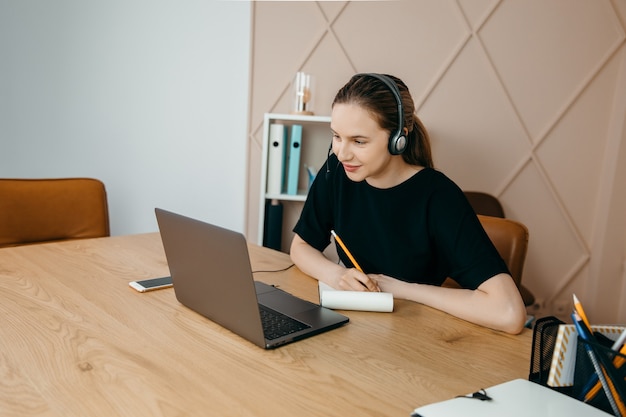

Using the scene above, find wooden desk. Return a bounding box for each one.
[1,233,532,416]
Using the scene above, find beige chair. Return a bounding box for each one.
[463,191,535,306]
[0,178,110,248]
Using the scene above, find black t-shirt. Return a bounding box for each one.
[293,154,508,290]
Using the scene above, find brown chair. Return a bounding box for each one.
[477,215,528,292]
[464,191,504,218]
[463,191,535,306]
[0,178,110,248]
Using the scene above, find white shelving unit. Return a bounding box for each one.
[258,113,331,250]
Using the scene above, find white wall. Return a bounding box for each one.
[0,0,251,235]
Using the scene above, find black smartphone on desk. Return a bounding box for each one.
[129,276,173,292]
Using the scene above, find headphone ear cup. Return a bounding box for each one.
[389,134,407,155]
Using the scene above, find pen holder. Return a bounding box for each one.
[572,335,626,416]
[529,316,626,416]
[529,316,572,395]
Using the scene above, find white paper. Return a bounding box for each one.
[318,282,394,312]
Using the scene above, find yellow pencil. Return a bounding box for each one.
[573,294,592,331]
[331,230,363,272]
[574,295,626,415]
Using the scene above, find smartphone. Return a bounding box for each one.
[129,276,173,292]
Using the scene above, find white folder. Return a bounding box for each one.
[411,379,611,417]
[267,123,286,195]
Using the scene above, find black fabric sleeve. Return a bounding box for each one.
[427,180,509,289]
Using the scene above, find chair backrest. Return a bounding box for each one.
[477,214,528,289]
[0,178,110,248]
[464,191,505,218]
[464,192,535,305]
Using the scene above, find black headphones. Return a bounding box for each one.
[360,73,407,155]
[326,73,407,180]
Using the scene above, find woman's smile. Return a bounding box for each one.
[342,163,360,173]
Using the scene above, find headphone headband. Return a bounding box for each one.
[357,73,407,155]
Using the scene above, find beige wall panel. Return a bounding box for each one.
[479,0,624,141]
[421,38,529,192]
[504,163,588,294]
[317,1,348,22]
[587,48,626,323]
[250,1,328,124]
[618,0,626,24]
[246,133,262,244]
[458,0,499,29]
[333,1,468,105]
[297,32,356,117]
[535,55,621,244]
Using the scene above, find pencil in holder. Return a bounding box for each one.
[572,335,626,416]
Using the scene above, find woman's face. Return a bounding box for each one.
[330,103,395,186]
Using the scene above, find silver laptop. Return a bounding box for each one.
[155,208,349,349]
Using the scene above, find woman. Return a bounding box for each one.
[290,73,526,334]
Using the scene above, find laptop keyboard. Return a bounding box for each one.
[260,306,311,340]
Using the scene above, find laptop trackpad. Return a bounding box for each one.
[257,288,317,316]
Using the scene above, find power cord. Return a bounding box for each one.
[456,389,492,401]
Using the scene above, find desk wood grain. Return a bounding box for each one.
[0,233,532,416]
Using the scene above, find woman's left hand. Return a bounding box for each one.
[368,274,406,296]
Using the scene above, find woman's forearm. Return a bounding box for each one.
[289,234,345,286]
[376,273,526,334]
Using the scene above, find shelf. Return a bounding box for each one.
[258,112,331,250]
[265,193,307,202]
[265,113,331,124]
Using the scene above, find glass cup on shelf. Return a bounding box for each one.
[292,72,314,115]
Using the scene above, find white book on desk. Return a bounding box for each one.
[411,379,611,417]
[318,282,393,312]
[267,123,286,195]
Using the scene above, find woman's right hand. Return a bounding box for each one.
[335,268,381,292]
[290,233,379,292]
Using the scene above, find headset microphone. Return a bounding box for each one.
[325,140,333,180]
